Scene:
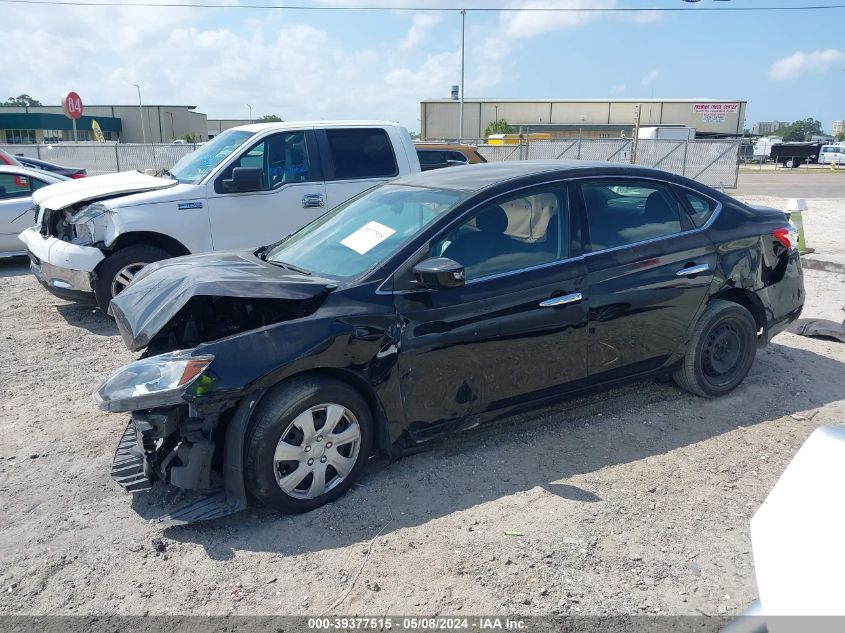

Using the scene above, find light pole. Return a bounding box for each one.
[247,104,253,124]
[459,9,466,142]
[133,83,147,145]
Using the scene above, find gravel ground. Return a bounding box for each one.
[1,194,844,618]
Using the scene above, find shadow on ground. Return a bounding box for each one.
[0,256,29,279]
[55,302,118,336]
[133,341,845,561]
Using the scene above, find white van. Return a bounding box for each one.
[818,145,845,165]
[19,121,420,309]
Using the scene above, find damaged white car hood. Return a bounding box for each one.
[33,170,178,211]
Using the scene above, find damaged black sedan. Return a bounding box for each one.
[95,161,804,522]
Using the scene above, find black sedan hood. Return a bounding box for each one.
[110,251,338,351]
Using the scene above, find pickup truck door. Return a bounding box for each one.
[316,127,406,210]
[206,129,327,251]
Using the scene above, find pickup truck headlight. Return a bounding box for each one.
[93,352,213,412]
[69,203,110,224]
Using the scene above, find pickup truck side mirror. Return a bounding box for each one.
[412,257,465,289]
[223,167,263,193]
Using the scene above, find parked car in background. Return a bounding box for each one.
[770,142,824,168]
[0,165,67,257]
[18,121,420,310]
[415,143,486,171]
[0,148,23,167]
[13,154,87,179]
[818,144,845,165]
[96,161,804,521]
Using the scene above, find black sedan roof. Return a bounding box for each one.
[395,160,678,193]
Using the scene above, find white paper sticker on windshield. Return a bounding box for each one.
[340,221,396,255]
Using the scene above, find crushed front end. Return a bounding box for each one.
[111,403,219,493]
[96,350,249,523]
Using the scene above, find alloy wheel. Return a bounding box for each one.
[273,403,361,500]
[110,262,147,297]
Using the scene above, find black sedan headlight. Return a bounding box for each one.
[93,351,213,412]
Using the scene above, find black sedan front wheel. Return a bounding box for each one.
[244,376,373,513]
[673,300,757,398]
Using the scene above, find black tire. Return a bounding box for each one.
[244,376,373,513]
[93,244,171,310]
[673,300,757,398]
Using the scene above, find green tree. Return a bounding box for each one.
[838,132,845,142]
[2,94,42,107]
[484,118,515,137]
[255,114,283,122]
[781,118,825,142]
[178,133,198,143]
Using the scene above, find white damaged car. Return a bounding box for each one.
[18,121,419,309]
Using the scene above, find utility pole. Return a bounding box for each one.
[459,9,466,142]
[247,104,253,124]
[631,103,642,164]
[133,83,147,145]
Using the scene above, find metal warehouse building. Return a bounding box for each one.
[0,104,209,144]
[421,98,747,140]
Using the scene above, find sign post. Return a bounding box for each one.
[61,91,84,142]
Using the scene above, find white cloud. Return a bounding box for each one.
[624,9,663,24]
[399,13,442,50]
[502,0,616,39]
[2,0,663,135]
[611,83,626,94]
[641,69,659,86]
[769,49,845,80]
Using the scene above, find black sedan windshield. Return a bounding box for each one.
[265,184,465,278]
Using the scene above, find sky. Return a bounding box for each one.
[3,0,844,134]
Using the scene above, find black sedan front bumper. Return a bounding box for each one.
[109,396,260,523]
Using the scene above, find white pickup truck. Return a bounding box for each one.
[19,120,420,309]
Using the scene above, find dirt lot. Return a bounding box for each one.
[1,188,844,618]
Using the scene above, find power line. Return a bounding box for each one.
[1,0,844,11]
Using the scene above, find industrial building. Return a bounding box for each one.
[420,98,747,140]
[207,119,253,138]
[0,104,209,144]
[833,120,845,137]
[751,120,789,136]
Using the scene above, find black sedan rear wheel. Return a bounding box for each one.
[673,300,757,398]
[244,376,372,513]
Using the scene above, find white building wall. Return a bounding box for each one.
[421,99,747,139]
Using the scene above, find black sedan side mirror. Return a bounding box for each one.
[412,257,465,289]
[223,167,263,193]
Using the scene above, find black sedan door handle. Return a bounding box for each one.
[539,292,583,308]
[676,264,709,277]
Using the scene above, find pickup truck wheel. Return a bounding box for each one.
[244,376,372,514]
[673,300,757,398]
[94,245,171,311]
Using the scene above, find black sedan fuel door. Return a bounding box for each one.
[392,184,590,440]
[577,179,718,382]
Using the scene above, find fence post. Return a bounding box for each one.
[115,144,121,172]
[577,129,582,160]
[682,139,689,177]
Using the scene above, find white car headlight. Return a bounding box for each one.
[93,351,213,412]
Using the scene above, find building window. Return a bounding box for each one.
[42,130,63,143]
[5,129,36,144]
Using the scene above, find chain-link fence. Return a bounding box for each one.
[4,138,741,187]
[1,143,198,176]
[474,138,741,188]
